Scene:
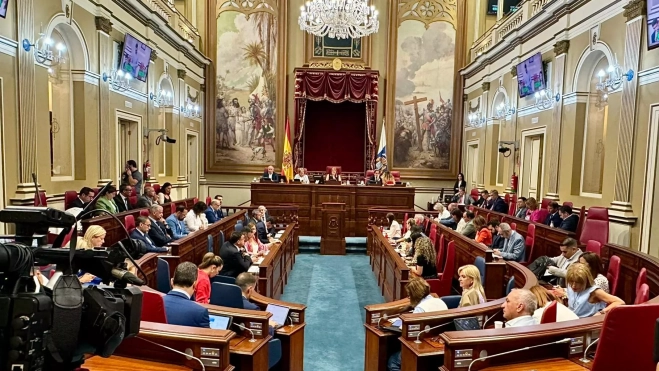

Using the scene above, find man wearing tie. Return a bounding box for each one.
[148,205,174,246]
[166,205,190,239]
[487,190,509,214]
[262,165,280,182]
[204,199,224,224]
[451,187,473,205]
[130,216,169,253]
[114,184,133,213]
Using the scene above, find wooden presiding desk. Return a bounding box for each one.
[251,183,415,237]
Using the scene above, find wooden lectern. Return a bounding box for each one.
[320,202,346,255]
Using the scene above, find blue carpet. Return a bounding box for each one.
[281,253,385,371]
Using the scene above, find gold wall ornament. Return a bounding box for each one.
[398,0,458,29]
[332,58,343,71]
[217,0,278,17]
[308,60,366,70]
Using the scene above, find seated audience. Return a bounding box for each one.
[326,166,341,182]
[130,216,169,253]
[258,205,270,221]
[525,197,548,223]
[502,289,538,327]
[163,262,210,328]
[404,228,424,259]
[185,201,209,232]
[262,165,280,182]
[488,219,504,250]
[487,190,509,213]
[545,201,562,227]
[252,210,271,244]
[452,187,474,205]
[205,199,224,224]
[95,185,119,215]
[413,213,425,226]
[294,168,310,184]
[399,219,416,242]
[545,238,582,286]
[219,231,256,278]
[244,223,274,255]
[136,186,158,208]
[382,171,396,186]
[235,273,279,331]
[386,213,402,239]
[157,182,173,204]
[433,203,451,220]
[195,253,223,304]
[114,184,133,213]
[474,189,489,207]
[148,204,174,247]
[559,263,624,317]
[461,211,476,238]
[76,225,106,250]
[410,237,437,279]
[579,252,610,293]
[166,205,190,239]
[558,205,579,232]
[529,285,578,323]
[493,223,525,262]
[266,217,277,238]
[440,208,462,230]
[68,186,95,210]
[456,210,467,233]
[368,169,382,185]
[473,216,492,246]
[458,265,486,307]
[515,197,528,219]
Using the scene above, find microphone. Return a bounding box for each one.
[135,336,205,371]
[481,309,503,329]
[415,321,454,344]
[467,338,571,370]
[234,323,257,342]
[287,316,295,327]
[111,268,145,286]
[579,338,599,363]
[376,314,389,328]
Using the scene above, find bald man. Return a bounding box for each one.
[502,289,538,327]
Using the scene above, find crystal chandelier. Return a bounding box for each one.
[299,0,379,40]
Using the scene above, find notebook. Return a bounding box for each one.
[209,315,232,330]
[266,303,290,327]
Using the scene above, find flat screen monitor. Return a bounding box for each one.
[0,0,8,18]
[648,0,659,50]
[516,52,546,98]
[265,304,290,327]
[209,314,232,330]
[486,0,498,15]
[119,33,151,82]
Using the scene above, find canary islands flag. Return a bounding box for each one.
[377,119,386,159]
[281,116,294,183]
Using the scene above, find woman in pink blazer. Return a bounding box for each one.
[525,197,548,223]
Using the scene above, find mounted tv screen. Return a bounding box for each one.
[648,0,659,50]
[487,0,519,15]
[119,33,151,82]
[516,52,546,98]
[486,0,497,15]
[0,0,8,18]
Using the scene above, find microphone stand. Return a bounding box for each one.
[415,321,454,344]
[136,336,206,371]
[287,316,295,327]
[467,338,571,371]
[579,338,599,363]
[234,323,257,342]
[376,314,389,328]
[481,309,503,329]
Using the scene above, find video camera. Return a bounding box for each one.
[0,182,147,371]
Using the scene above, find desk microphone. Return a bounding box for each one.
[136,336,206,371]
[376,314,389,328]
[111,268,145,285]
[579,338,599,363]
[481,309,503,329]
[287,316,295,327]
[234,323,257,342]
[415,322,454,344]
[467,338,571,371]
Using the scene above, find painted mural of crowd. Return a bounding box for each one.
[215,93,276,160]
[393,97,453,168]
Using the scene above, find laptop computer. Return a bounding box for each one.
[209,314,233,330]
[453,317,481,331]
[266,303,290,327]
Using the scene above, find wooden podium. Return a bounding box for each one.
[320,202,346,255]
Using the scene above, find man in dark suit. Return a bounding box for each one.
[148,205,174,246]
[114,184,133,213]
[262,165,280,182]
[253,210,270,244]
[219,231,255,278]
[68,187,95,210]
[265,217,277,238]
[368,169,383,185]
[236,273,280,332]
[130,216,169,253]
[136,186,157,208]
[163,262,210,328]
[545,202,562,227]
[488,190,509,214]
[473,190,489,207]
[204,200,223,224]
[451,187,474,205]
[558,205,579,233]
[488,219,504,249]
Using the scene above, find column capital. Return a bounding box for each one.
[150,49,158,62]
[95,16,113,34]
[177,69,187,79]
[623,0,646,21]
[510,65,517,77]
[481,82,490,92]
[553,40,570,56]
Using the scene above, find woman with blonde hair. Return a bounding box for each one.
[326,166,341,182]
[410,237,437,279]
[195,252,224,304]
[556,263,624,318]
[294,168,310,184]
[529,285,578,322]
[76,225,107,250]
[381,171,396,186]
[525,197,548,223]
[244,222,279,255]
[457,264,486,307]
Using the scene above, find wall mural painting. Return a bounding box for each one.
[215,3,277,165]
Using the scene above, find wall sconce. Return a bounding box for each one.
[103,69,132,92]
[493,102,516,120]
[467,112,486,127]
[181,102,201,118]
[22,27,66,67]
[595,54,634,94]
[534,88,560,110]
[150,90,172,106]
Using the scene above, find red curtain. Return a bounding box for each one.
[293,69,378,172]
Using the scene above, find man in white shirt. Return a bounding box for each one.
[502,289,538,327]
[545,238,583,287]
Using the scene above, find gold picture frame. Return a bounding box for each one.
[303,31,372,69]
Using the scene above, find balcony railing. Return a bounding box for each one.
[140,0,201,48]
[470,0,554,61]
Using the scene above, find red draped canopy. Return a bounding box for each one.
[293,68,379,171]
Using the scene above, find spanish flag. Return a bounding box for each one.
[281,116,294,183]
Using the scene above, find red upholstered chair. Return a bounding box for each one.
[636,268,647,295]
[129,196,137,207]
[563,201,573,208]
[34,191,47,206]
[522,224,535,264]
[124,215,136,234]
[193,197,198,204]
[590,304,659,371]
[428,241,455,296]
[365,170,375,179]
[390,171,401,181]
[141,290,167,324]
[139,209,150,217]
[64,190,78,210]
[634,283,649,304]
[510,222,517,231]
[585,240,602,255]
[507,201,516,216]
[470,188,479,200]
[170,202,177,215]
[325,166,342,175]
[540,300,557,324]
[402,213,409,233]
[504,193,510,203]
[206,196,212,206]
[145,182,151,190]
[540,198,551,210]
[606,255,621,296]
[429,226,437,246]
[435,236,445,273]
[579,207,609,246]
[152,184,161,194]
[130,188,137,198]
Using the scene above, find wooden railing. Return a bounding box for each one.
[257,223,297,299]
[221,205,299,231]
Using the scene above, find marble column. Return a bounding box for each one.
[177,69,188,186]
[198,83,207,185]
[545,40,569,201]
[505,65,519,194]
[96,16,114,187]
[478,82,491,189]
[611,0,645,212]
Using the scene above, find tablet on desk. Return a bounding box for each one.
[209,314,233,330]
[266,303,290,327]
